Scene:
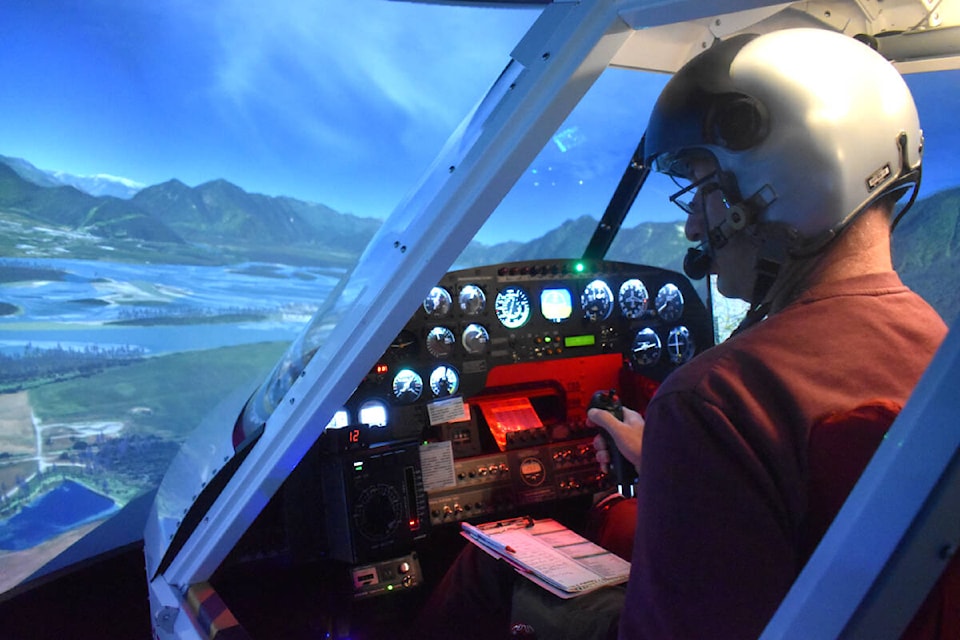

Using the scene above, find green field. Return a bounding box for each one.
[29,341,289,439]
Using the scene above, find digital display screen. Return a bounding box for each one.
[564,334,596,348]
[540,288,573,323]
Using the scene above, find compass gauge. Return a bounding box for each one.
[581,279,614,322]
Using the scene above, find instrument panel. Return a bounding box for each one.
[323,259,713,439]
[296,259,713,566]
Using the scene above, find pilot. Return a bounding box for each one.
[413,28,947,640]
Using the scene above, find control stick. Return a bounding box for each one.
[589,389,636,492]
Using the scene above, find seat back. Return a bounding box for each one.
[802,399,959,639]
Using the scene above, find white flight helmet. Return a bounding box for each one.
[644,28,923,256]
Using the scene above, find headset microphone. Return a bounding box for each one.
[683,245,711,280]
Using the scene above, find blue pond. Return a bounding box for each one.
[0,480,119,551]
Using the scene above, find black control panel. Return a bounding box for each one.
[300,259,713,566]
[319,259,712,447]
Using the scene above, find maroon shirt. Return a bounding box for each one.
[619,271,947,639]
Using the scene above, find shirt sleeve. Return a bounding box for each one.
[619,389,800,640]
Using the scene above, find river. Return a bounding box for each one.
[0,258,339,356]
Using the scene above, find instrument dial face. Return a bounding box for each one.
[655,283,684,322]
[461,323,490,355]
[391,368,423,403]
[581,279,614,322]
[495,286,531,329]
[618,279,649,320]
[358,399,388,427]
[458,284,486,316]
[429,365,460,397]
[423,286,452,317]
[387,330,417,362]
[630,327,662,368]
[425,326,456,358]
[667,325,696,365]
[353,483,402,542]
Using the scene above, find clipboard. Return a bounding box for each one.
[461,517,631,599]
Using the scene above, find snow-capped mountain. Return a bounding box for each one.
[0,154,144,199]
[49,171,145,199]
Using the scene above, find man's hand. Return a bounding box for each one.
[588,406,645,474]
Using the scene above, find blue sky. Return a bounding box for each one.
[1,1,957,245]
[0,1,538,223]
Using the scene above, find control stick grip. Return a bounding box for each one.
[589,389,634,489]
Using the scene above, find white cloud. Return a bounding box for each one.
[198,0,537,157]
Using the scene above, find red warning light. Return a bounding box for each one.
[375,363,389,375]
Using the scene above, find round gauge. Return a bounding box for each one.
[495,286,531,329]
[459,284,486,316]
[581,279,614,322]
[391,368,423,403]
[353,483,402,542]
[426,326,456,358]
[655,283,684,322]
[462,323,490,355]
[387,330,417,362]
[423,286,452,317]
[358,399,388,427]
[618,279,649,320]
[667,325,696,365]
[630,327,662,368]
[430,365,460,397]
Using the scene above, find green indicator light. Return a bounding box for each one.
[575,262,585,273]
[544,336,552,343]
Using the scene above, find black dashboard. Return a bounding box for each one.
[225,259,713,601]
[321,259,712,447]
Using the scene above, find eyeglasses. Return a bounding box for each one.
[668,171,731,215]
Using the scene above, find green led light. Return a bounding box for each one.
[575,262,585,273]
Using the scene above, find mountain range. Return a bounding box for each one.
[0,156,382,266]
[0,155,143,198]
[1,154,957,322]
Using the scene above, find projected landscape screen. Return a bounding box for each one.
[1,1,958,601]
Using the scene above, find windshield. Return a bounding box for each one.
[0,0,539,596]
